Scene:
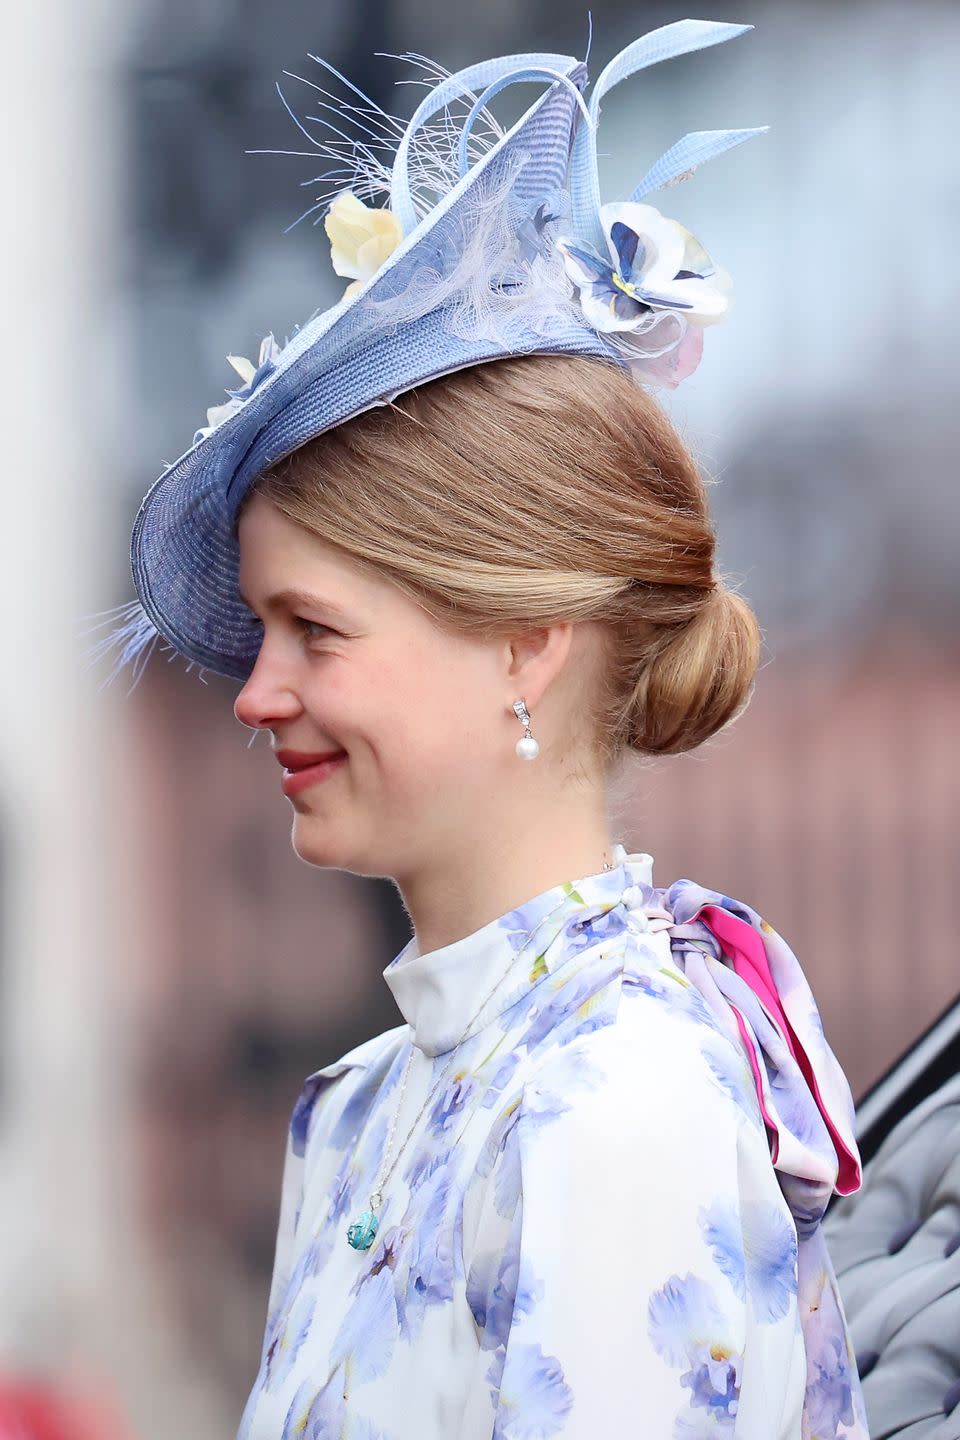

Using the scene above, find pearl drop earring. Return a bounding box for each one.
[512,699,540,760]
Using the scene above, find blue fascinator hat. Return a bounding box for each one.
[89,17,767,690]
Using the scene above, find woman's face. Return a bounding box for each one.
[233,492,536,881]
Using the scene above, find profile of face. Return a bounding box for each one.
[233,493,572,884]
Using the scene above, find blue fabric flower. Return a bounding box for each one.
[264,1291,315,1391]
[391,1167,457,1342]
[556,201,730,334]
[647,1272,743,1432]
[469,1205,545,1354]
[331,1265,397,1384]
[490,1341,574,1440]
[700,1197,798,1323]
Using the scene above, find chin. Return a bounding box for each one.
[288,818,346,870]
[291,822,400,884]
[288,817,367,873]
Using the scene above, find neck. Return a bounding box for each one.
[396,798,618,957]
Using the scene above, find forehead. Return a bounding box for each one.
[238,493,349,583]
[235,493,382,613]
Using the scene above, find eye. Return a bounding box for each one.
[296,617,335,641]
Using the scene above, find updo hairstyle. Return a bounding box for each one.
[241,353,761,769]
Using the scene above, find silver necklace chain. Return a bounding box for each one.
[365,856,617,1216]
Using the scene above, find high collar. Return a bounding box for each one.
[382,843,655,1057]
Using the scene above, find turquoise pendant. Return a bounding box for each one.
[346,1210,379,1251]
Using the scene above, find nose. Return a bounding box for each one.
[233,648,303,732]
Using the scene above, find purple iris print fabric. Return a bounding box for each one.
[236,845,869,1439]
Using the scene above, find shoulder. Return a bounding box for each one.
[289,1020,409,1157]
[471,1007,781,1257]
[535,989,758,1132]
[482,986,762,1188]
[303,1020,409,1082]
[481,910,768,1149]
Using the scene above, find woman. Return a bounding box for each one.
[95,19,870,1439]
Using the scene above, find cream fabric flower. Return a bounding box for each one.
[324,190,404,300]
[199,335,282,440]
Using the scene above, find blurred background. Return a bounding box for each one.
[2,0,957,1435]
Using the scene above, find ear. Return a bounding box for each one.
[504,622,576,711]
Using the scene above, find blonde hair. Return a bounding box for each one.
[241,353,762,770]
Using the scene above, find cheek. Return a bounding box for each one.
[298,660,352,717]
[375,645,496,768]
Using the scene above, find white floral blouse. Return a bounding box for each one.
[236,844,870,1439]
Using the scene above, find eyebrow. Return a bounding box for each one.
[237,585,353,622]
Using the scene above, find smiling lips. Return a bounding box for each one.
[276,748,346,772]
[278,749,348,799]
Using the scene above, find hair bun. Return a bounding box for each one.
[627,582,762,757]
